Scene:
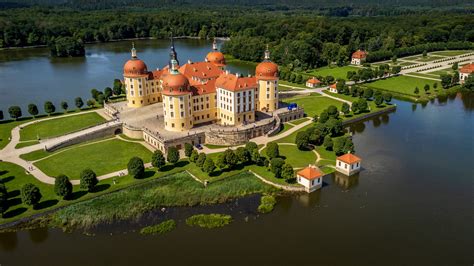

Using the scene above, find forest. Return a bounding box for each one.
[0,2,473,68]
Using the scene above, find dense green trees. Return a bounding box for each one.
[184,143,194,157]
[202,157,216,173]
[21,183,42,209]
[75,97,84,109]
[295,131,310,150]
[128,157,145,179]
[49,37,85,57]
[113,79,123,95]
[196,153,207,168]
[44,101,55,115]
[8,106,22,120]
[0,7,471,70]
[54,174,73,199]
[80,168,98,192]
[0,184,8,217]
[270,158,285,178]
[28,103,39,117]
[152,150,166,168]
[167,147,180,164]
[266,142,279,159]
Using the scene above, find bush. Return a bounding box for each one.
[21,183,42,208]
[167,147,180,164]
[281,163,294,180]
[189,150,199,163]
[184,143,194,157]
[196,153,207,168]
[270,158,285,178]
[186,214,232,229]
[140,220,176,235]
[235,147,250,163]
[224,149,238,169]
[152,150,166,169]
[245,142,258,152]
[80,168,98,192]
[128,156,145,179]
[258,195,276,214]
[54,174,72,199]
[202,157,216,173]
[266,142,279,159]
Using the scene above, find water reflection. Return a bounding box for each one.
[28,227,49,244]
[333,172,359,190]
[412,103,417,112]
[0,232,17,251]
[372,116,381,128]
[381,114,389,124]
[296,189,322,207]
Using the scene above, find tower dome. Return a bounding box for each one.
[256,45,278,79]
[206,39,226,67]
[161,59,190,95]
[123,43,148,77]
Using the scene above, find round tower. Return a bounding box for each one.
[161,58,193,132]
[206,38,226,69]
[256,45,279,112]
[123,43,149,108]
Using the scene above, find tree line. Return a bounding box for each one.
[0,7,472,69]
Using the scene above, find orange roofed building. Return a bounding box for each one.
[351,50,368,65]
[297,165,324,193]
[123,39,280,131]
[459,63,474,84]
[336,153,362,176]
[306,77,321,88]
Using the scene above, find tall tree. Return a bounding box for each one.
[61,101,69,112]
[167,147,180,164]
[54,175,72,199]
[8,106,22,120]
[128,157,145,179]
[28,104,39,117]
[80,169,98,192]
[152,150,166,169]
[21,183,42,209]
[75,97,84,109]
[44,101,55,115]
[266,142,279,159]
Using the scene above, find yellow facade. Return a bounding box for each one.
[124,76,162,108]
[257,79,279,112]
[163,94,193,132]
[192,93,218,125]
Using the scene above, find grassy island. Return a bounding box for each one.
[185,214,232,229]
[140,220,176,235]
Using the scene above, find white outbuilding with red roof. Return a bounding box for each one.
[351,50,368,65]
[459,63,473,84]
[297,164,324,193]
[306,77,321,88]
[336,153,362,176]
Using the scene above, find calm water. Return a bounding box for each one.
[0,41,473,265]
[0,39,255,112]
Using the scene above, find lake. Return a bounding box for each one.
[0,40,473,265]
[0,39,255,112]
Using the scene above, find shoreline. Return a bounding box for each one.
[0,36,230,51]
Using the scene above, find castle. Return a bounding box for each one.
[122,39,279,132]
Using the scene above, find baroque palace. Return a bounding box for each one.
[103,39,304,152]
[123,39,279,132]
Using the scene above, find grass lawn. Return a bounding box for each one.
[14,140,40,149]
[279,80,307,90]
[275,124,313,144]
[0,118,33,150]
[50,171,276,229]
[407,73,440,80]
[20,112,106,141]
[403,55,444,62]
[290,117,309,125]
[430,50,472,57]
[304,65,359,80]
[276,123,294,135]
[261,144,316,168]
[366,75,441,97]
[204,144,233,149]
[0,160,277,228]
[281,94,344,117]
[34,138,152,179]
[427,67,454,76]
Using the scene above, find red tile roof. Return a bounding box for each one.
[329,83,337,89]
[352,50,368,59]
[460,63,474,74]
[307,77,321,84]
[191,79,217,96]
[337,153,361,164]
[215,73,257,92]
[297,166,323,180]
[179,61,224,81]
